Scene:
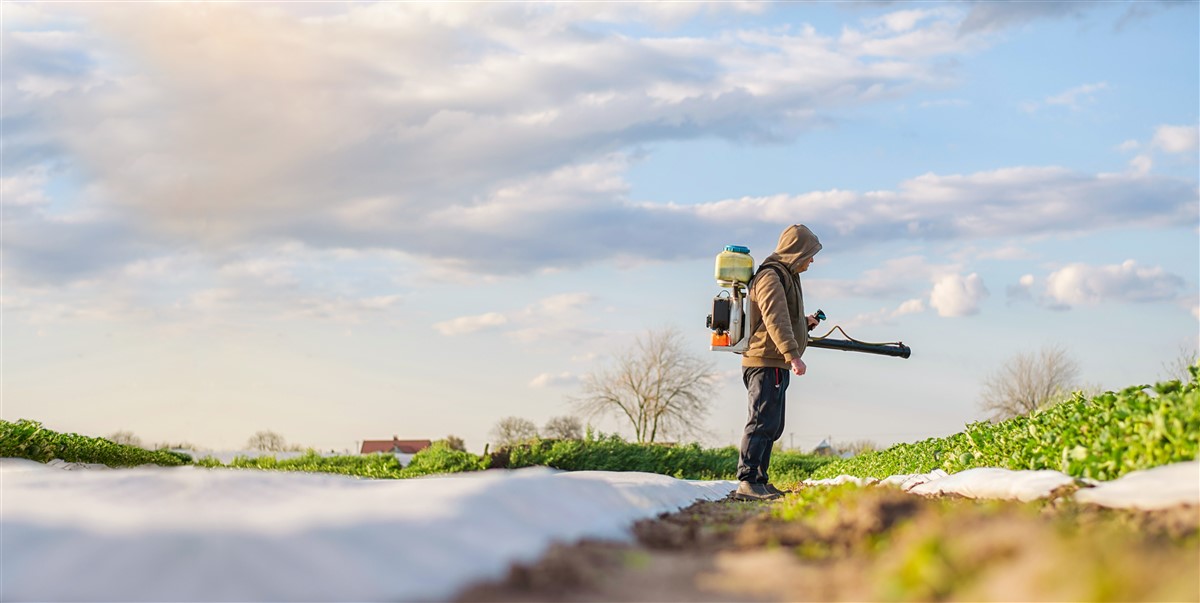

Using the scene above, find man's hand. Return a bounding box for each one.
[806,315,820,331]
[790,357,807,376]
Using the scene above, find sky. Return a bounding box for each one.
[2,1,1197,454]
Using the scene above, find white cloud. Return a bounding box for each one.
[842,297,927,329]
[537,293,594,314]
[1129,154,1153,176]
[1152,124,1199,154]
[528,372,579,388]
[918,98,969,109]
[970,245,1037,261]
[3,2,1029,283]
[433,312,508,336]
[1046,82,1108,107]
[929,273,988,317]
[5,4,1196,297]
[1116,139,1140,152]
[809,256,958,300]
[13,4,973,239]
[894,298,926,316]
[958,2,1097,34]
[426,292,602,343]
[1044,260,1185,307]
[867,8,950,34]
[1,165,51,207]
[1021,80,1110,113]
[1006,274,1035,304]
[680,166,1194,260]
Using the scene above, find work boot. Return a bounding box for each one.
[733,481,782,501]
[764,483,788,496]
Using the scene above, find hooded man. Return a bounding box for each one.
[734,224,822,501]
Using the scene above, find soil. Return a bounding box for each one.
[455,486,1200,603]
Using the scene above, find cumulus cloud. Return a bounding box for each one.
[840,297,926,329]
[1152,124,1200,154]
[678,166,1194,260]
[425,292,603,343]
[537,293,595,314]
[9,5,965,235]
[4,3,1196,305]
[958,1,1097,34]
[1129,154,1154,176]
[1116,139,1140,152]
[955,0,1187,36]
[1044,260,1186,307]
[433,312,509,336]
[1007,273,1037,304]
[528,372,579,388]
[809,256,959,300]
[918,98,969,109]
[894,298,926,316]
[2,2,1051,284]
[1024,81,1108,112]
[929,273,988,317]
[1,166,52,207]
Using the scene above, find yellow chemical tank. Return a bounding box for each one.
[715,245,753,286]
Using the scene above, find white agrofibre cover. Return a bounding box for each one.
[0,461,735,602]
[806,461,1200,507]
[1074,461,1200,510]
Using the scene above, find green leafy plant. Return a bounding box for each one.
[0,419,190,467]
[812,368,1200,481]
[198,441,491,478]
[506,433,832,482]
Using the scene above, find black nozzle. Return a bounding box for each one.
[808,338,911,359]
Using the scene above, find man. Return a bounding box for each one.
[734,224,822,501]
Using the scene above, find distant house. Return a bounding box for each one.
[360,437,432,455]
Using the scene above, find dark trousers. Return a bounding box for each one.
[737,366,789,483]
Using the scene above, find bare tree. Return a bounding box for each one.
[979,345,1081,421]
[832,439,879,456]
[491,417,539,448]
[107,430,144,448]
[441,435,467,451]
[574,327,716,444]
[246,430,288,452]
[542,416,583,440]
[1162,344,1199,382]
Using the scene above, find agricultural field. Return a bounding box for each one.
[460,482,1198,602]
[2,369,1197,601]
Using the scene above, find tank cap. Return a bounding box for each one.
[724,245,750,254]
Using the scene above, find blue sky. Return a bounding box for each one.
[3,1,1197,453]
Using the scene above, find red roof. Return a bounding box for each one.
[360,438,432,455]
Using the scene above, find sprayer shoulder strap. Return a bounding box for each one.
[752,263,791,294]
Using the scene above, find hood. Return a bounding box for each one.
[763,224,822,272]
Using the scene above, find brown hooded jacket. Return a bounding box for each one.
[742,224,822,368]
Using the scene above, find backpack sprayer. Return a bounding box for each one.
[706,245,911,359]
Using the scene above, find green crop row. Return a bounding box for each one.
[0,419,191,467]
[199,436,832,483]
[195,440,490,478]
[811,366,1200,481]
[505,434,833,483]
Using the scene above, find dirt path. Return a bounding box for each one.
[456,486,1199,602]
